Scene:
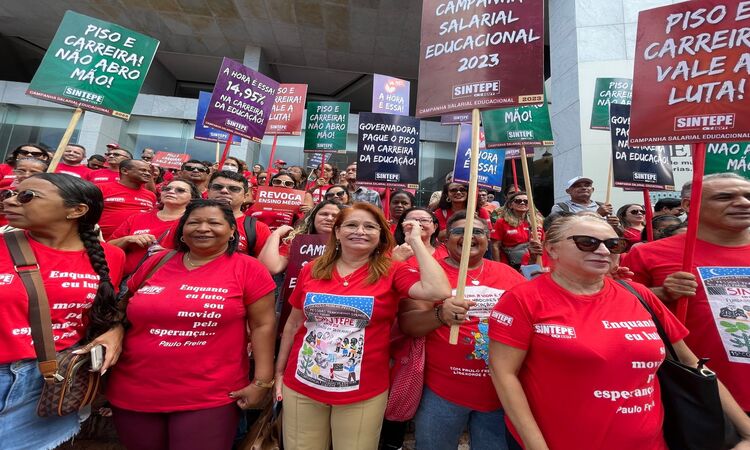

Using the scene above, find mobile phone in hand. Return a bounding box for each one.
[90,345,105,372]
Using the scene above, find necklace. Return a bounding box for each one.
[467,263,484,286]
[185,252,203,268]
[338,262,363,286]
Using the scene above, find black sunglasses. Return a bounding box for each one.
[209,183,244,194]
[449,226,488,236]
[162,186,189,194]
[513,199,529,205]
[104,152,128,157]
[567,235,628,254]
[628,210,645,215]
[16,149,47,158]
[325,190,346,199]
[2,189,38,204]
[184,166,209,173]
[448,187,468,194]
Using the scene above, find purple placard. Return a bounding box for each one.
[372,73,410,116]
[441,111,472,125]
[204,58,279,143]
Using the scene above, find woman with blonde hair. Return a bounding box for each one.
[491,191,543,269]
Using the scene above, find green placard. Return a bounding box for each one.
[590,78,632,130]
[26,10,159,120]
[706,142,750,179]
[482,99,554,149]
[304,101,350,152]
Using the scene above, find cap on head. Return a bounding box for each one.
[106,142,120,149]
[566,176,593,189]
[275,159,286,165]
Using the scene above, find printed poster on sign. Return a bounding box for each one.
[454,285,507,365]
[453,123,505,191]
[372,74,410,116]
[280,234,329,307]
[482,98,554,148]
[698,267,750,365]
[295,292,374,391]
[253,186,304,213]
[415,0,545,117]
[150,152,190,170]
[194,91,241,144]
[204,58,279,143]
[26,10,159,120]
[266,84,308,135]
[441,111,472,125]
[629,1,750,146]
[609,104,675,190]
[706,142,750,179]
[590,78,632,130]
[356,112,421,188]
[304,101,350,153]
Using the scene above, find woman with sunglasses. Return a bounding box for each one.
[275,203,450,450]
[0,144,50,189]
[617,204,646,250]
[287,165,308,190]
[398,211,525,450]
[324,184,351,206]
[487,214,750,449]
[108,179,200,278]
[0,173,125,449]
[434,182,491,238]
[491,191,544,270]
[246,172,301,231]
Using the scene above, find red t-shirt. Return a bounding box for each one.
[98,182,157,240]
[426,259,525,411]
[55,162,92,178]
[106,251,276,412]
[0,163,15,189]
[623,227,642,249]
[623,234,750,411]
[489,275,688,449]
[86,168,120,184]
[236,215,272,257]
[491,218,539,247]
[109,211,179,276]
[247,208,296,231]
[283,261,420,404]
[435,207,491,231]
[0,232,125,364]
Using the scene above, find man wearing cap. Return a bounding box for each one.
[266,159,286,181]
[86,143,132,184]
[54,143,91,178]
[550,176,613,218]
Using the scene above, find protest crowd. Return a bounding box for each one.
[2,139,750,450]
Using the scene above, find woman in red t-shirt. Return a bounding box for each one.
[108,179,199,278]
[274,203,451,450]
[399,211,526,450]
[392,206,446,262]
[247,172,301,231]
[0,144,51,189]
[433,182,491,238]
[488,214,750,450]
[617,203,645,250]
[491,191,544,269]
[302,163,338,213]
[0,173,125,449]
[107,200,277,450]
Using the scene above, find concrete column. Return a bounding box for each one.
[77,112,125,156]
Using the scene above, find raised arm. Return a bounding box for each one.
[402,220,450,301]
[257,225,293,275]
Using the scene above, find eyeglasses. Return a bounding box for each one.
[513,199,529,205]
[257,176,267,181]
[407,217,435,225]
[272,179,295,188]
[340,221,381,234]
[162,186,189,194]
[104,152,128,158]
[325,190,346,199]
[209,183,244,194]
[448,187,467,194]
[184,166,209,173]
[2,189,38,204]
[567,235,629,254]
[628,210,645,215]
[16,149,46,158]
[449,227,488,236]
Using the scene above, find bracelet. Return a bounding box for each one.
[435,305,449,326]
[252,378,275,389]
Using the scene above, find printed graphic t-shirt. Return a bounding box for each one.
[86,168,120,184]
[284,261,420,405]
[489,275,688,450]
[106,252,275,412]
[109,211,179,276]
[623,233,750,410]
[426,259,526,411]
[55,163,91,178]
[0,233,125,363]
[98,182,156,240]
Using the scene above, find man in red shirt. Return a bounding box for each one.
[206,170,270,257]
[98,159,157,240]
[178,160,210,197]
[623,173,750,412]
[54,144,91,178]
[87,143,132,184]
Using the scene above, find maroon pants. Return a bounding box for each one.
[112,403,240,450]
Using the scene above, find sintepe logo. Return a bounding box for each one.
[674,113,735,132]
[453,80,500,99]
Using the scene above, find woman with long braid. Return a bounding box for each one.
[0,173,125,450]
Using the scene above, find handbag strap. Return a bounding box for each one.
[5,231,61,382]
[616,280,679,361]
[121,250,178,302]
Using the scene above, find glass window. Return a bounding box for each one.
[0,106,81,161]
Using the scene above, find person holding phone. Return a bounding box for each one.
[0,173,125,449]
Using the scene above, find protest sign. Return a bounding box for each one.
[630,1,750,146]
[441,111,472,125]
[304,101,350,152]
[204,58,279,143]
[26,11,159,120]
[609,104,675,190]
[706,142,750,179]
[372,74,410,116]
[356,112,421,188]
[482,100,554,148]
[194,91,241,144]
[591,78,632,130]
[453,123,505,191]
[281,234,330,305]
[253,186,304,213]
[150,151,190,170]
[698,267,750,365]
[266,84,308,135]
[416,0,545,117]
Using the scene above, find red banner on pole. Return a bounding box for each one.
[266,83,308,136]
[150,151,190,170]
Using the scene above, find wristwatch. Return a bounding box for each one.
[253,378,275,389]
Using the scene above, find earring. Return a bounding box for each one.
[180,237,185,242]
[335,240,340,252]
[229,236,235,241]
[65,215,72,220]
[446,198,451,203]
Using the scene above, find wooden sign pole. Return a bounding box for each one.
[520,146,541,265]
[215,142,221,164]
[47,108,84,173]
[449,108,481,345]
[605,157,614,205]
